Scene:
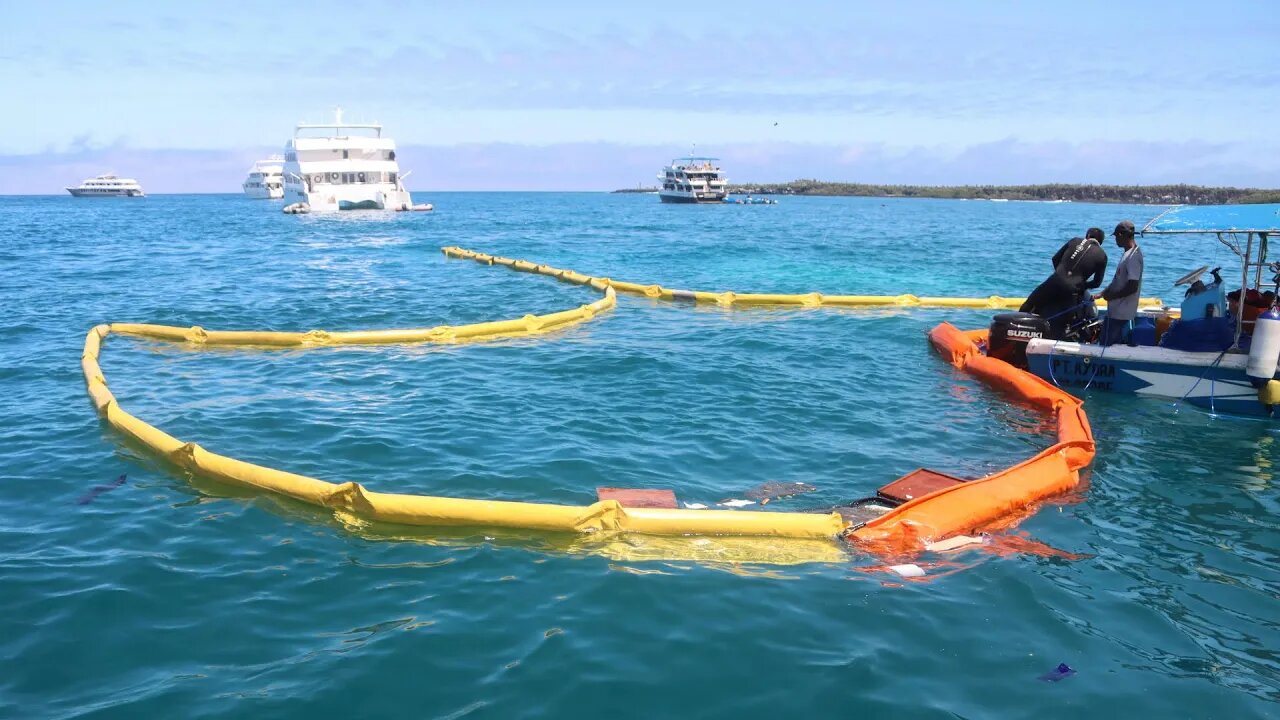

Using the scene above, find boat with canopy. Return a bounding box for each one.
[1009,203,1280,417]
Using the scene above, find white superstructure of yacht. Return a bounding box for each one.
[657,157,727,203]
[66,174,145,198]
[281,108,412,212]
[242,155,284,199]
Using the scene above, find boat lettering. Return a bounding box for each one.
[1050,357,1116,386]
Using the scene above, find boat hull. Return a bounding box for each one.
[66,188,144,197]
[338,199,382,211]
[658,191,725,204]
[283,186,411,213]
[1025,339,1272,417]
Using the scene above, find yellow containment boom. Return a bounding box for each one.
[442,246,1163,310]
[111,281,618,348]
[80,252,1101,564]
[80,290,847,545]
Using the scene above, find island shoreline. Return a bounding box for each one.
[615,180,1280,204]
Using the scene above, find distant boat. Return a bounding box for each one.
[66,174,144,198]
[989,198,1009,202]
[281,107,413,213]
[657,157,728,203]
[242,155,284,199]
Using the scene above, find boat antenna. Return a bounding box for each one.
[334,106,344,125]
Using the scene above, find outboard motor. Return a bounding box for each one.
[1061,300,1100,344]
[988,312,1050,369]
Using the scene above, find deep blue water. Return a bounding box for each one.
[1,192,1277,718]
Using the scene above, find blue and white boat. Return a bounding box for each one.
[1021,203,1280,417]
[723,196,777,205]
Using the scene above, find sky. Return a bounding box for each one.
[2,0,1277,193]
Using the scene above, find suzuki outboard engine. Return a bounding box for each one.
[988,312,1050,368]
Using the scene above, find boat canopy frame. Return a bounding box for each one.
[1142,203,1280,348]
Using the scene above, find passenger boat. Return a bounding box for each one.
[66,174,145,197]
[242,156,284,199]
[986,204,1280,417]
[280,108,413,213]
[657,157,728,203]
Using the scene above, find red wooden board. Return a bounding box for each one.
[877,468,966,504]
[596,487,679,509]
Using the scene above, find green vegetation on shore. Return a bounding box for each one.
[721,180,1280,205]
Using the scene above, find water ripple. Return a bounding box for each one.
[1,193,1275,717]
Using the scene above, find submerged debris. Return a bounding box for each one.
[742,481,818,505]
[76,474,126,505]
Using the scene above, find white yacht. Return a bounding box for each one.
[657,157,727,203]
[66,174,145,198]
[242,156,284,199]
[280,108,413,213]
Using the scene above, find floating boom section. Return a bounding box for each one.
[80,261,1097,561]
[847,323,1095,552]
[442,246,1162,311]
[79,293,846,543]
[110,284,616,347]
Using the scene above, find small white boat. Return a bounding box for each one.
[242,156,284,199]
[66,174,145,197]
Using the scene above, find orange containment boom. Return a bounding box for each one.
[847,323,1095,553]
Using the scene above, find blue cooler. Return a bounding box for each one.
[1130,316,1157,346]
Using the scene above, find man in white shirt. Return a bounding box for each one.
[1092,220,1144,346]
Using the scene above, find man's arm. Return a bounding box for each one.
[1085,257,1108,290]
[1107,251,1144,300]
[1095,255,1139,301]
[1101,279,1140,301]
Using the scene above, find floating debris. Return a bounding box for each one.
[925,535,986,552]
[888,563,926,578]
[1038,663,1076,682]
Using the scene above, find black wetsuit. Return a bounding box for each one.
[1020,237,1108,339]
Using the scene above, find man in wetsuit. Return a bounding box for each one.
[1020,227,1109,339]
[1092,220,1144,346]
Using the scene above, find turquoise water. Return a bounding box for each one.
[2,192,1277,718]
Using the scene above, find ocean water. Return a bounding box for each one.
[1,192,1277,718]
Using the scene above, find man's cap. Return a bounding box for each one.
[1113,220,1136,237]
[1085,227,1105,241]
